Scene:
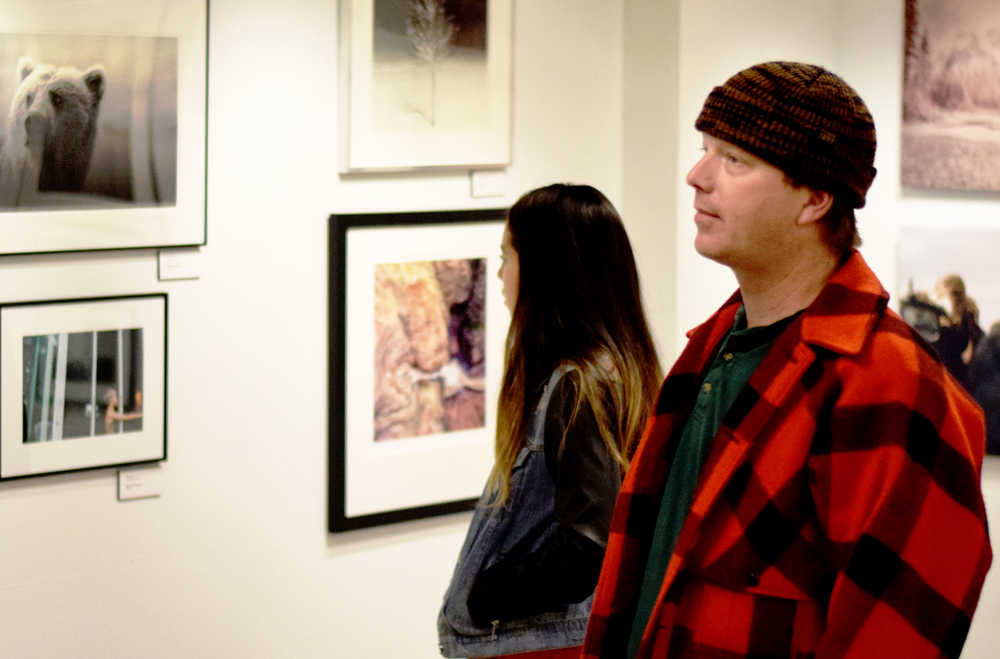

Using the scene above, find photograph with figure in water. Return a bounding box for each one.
[0,0,206,255]
[329,209,505,531]
[0,294,166,481]
[898,225,1000,455]
[22,328,143,444]
[902,0,1000,191]
[374,258,486,442]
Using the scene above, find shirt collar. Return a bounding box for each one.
[725,304,803,354]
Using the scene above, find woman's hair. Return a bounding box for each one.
[938,274,978,324]
[102,387,117,407]
[487,183,662,503]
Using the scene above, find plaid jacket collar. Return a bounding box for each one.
[686,249,888,356]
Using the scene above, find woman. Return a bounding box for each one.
[932,273,984,388]
[438,184,662,658]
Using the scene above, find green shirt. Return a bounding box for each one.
[626,306,798,657]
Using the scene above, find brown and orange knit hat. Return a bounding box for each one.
[695,61,877,209]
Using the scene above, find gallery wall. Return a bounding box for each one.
[0,0,635,657]
[0,1,997,657]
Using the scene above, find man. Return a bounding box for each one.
[582,61,992,658]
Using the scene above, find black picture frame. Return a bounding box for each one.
[0,293,167,480]
[329,208,506,531]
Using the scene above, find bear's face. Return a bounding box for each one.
[8,57,105,192]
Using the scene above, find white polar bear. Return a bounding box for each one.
[0,56,105,207]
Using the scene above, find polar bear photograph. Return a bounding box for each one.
[0,34,177,210]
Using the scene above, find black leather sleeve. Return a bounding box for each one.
[467,376,621,625]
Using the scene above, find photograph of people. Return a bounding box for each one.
[102,385,142,434]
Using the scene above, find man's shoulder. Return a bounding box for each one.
[836,304,981,417]
[866,305,948,372]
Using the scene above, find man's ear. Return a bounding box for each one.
[796,188,834,226]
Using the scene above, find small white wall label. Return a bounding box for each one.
[117,465,163,501]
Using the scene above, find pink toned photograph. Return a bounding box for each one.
[373,257,486,441]
[902,0,1000,190]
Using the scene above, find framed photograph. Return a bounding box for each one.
[897,225,1000,454]
[902,0,1000,191]
[0,294,167,480]
[329,208,506,531]
[0,0,207,255]
[338,0,513,172]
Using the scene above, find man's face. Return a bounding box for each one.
[685,134,812,272]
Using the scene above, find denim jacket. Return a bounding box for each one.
[438,365,593,657]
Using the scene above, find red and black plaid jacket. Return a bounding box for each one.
[583,251,991,658]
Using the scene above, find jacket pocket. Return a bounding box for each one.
[696,560,819,602]
[670,575,824,658]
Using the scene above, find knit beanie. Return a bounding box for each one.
[695,61,877,209]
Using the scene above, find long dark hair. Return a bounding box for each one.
[487,183,662,503]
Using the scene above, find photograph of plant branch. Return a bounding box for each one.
[371,0,487,131]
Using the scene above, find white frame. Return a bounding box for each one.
[338,0,513,172]
[0,294,167,480]
[0,0,207,255]
[329,210,506,530]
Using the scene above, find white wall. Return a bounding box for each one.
[673,0,840,354]
[621,0,680,362]
[673,2,1000,656]
[0,1,631,657]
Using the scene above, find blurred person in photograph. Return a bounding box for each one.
[583,61,991,658]
[970,322,1000,455]
[931,273,984,388]
[438,183,662,658]
[103,386,142,434]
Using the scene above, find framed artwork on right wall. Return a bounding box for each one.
[902,0,1000,191]
[897,225,1000,455]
